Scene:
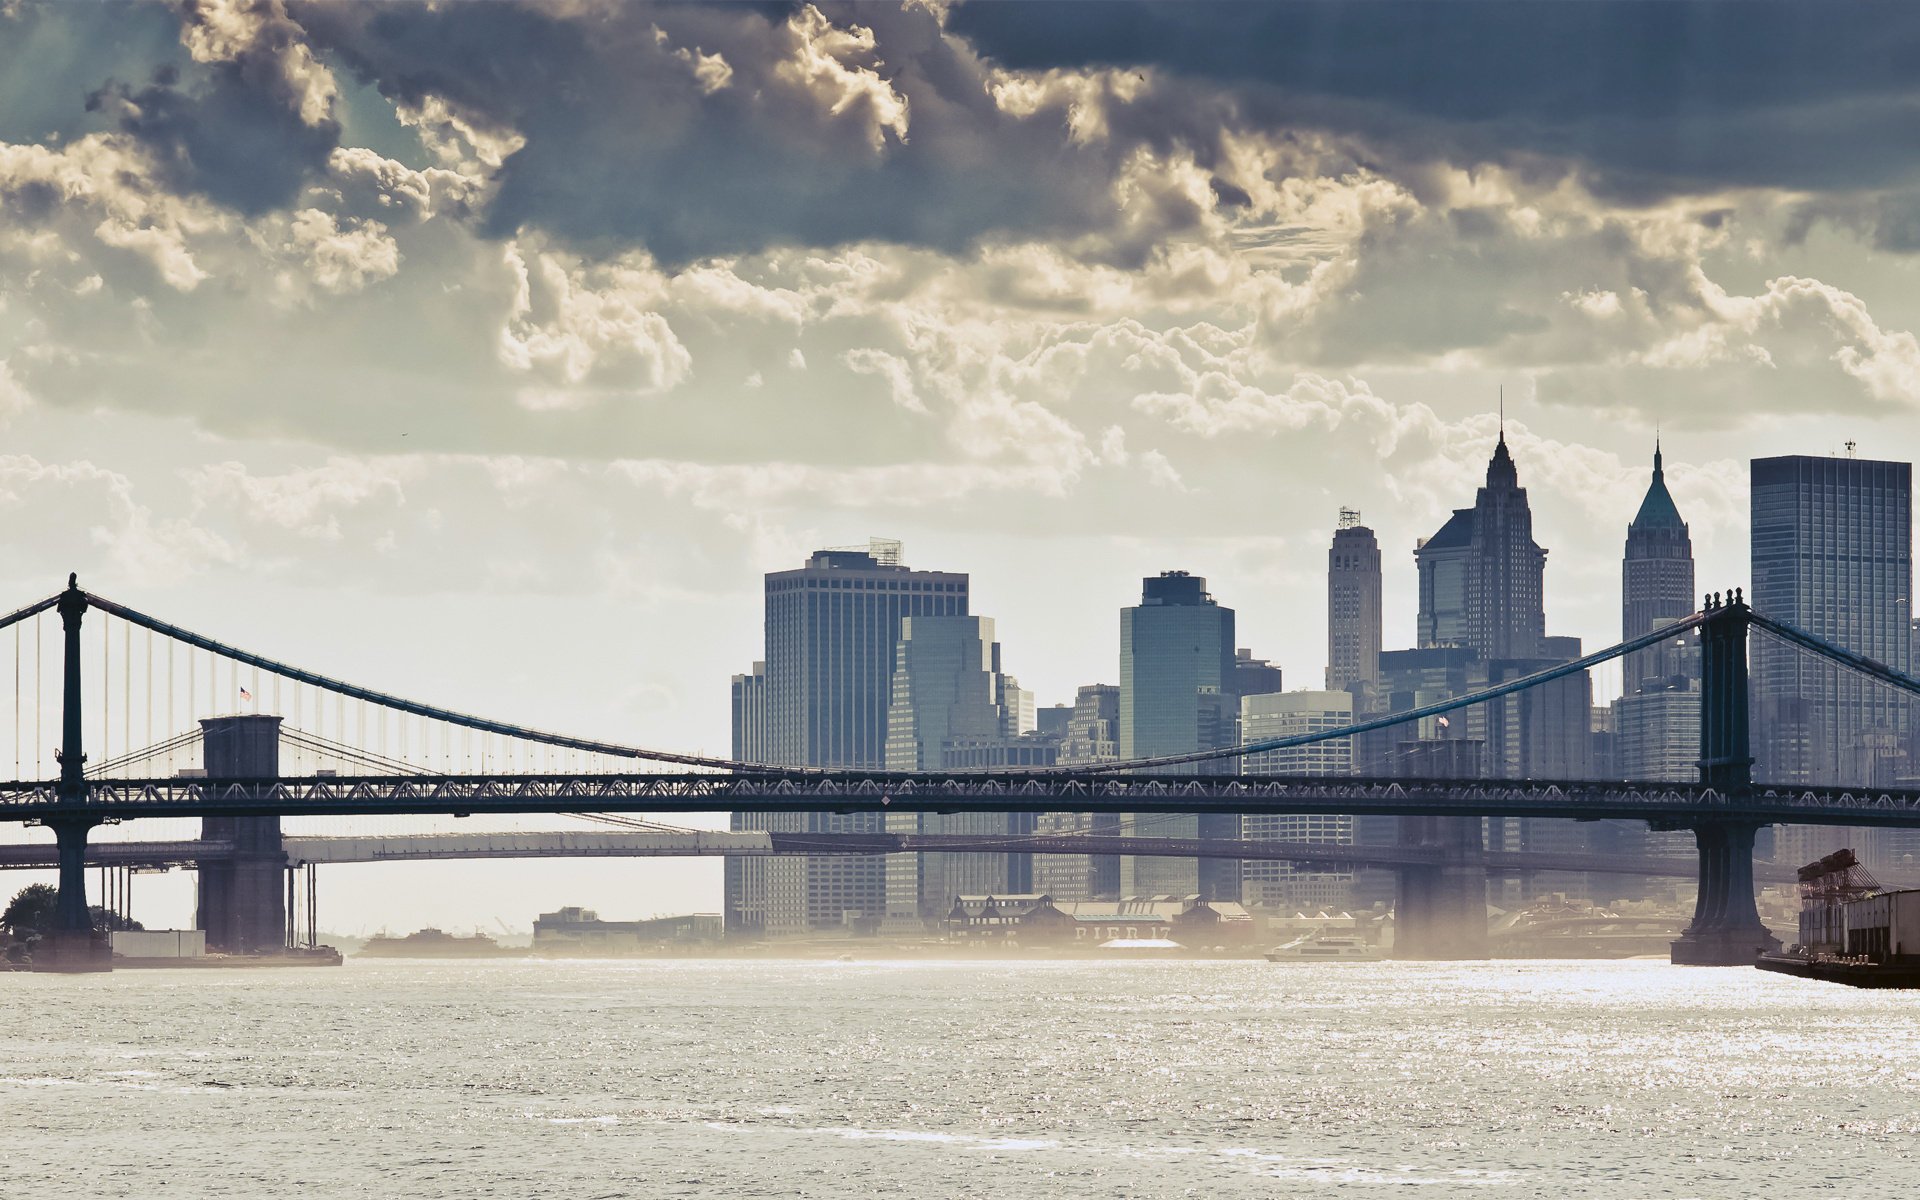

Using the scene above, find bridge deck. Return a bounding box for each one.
[3,773,1919,827]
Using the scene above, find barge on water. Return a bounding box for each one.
[1756,849,1920,988]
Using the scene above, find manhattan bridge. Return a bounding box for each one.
[6,574,1920,969]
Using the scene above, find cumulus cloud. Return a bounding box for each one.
[496,240,691,399]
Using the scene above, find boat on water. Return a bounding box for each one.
[357,928,517,958]
[1264,934,1380,962]
[1756,849,1920,988]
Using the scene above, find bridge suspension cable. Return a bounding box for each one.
[81,589,807,775]
[1069,609,1711,774]
[65,586,1716,783]
[1749,610,1920,699]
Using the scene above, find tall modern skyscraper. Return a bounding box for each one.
[1327,508,1382,708]
[1119,571,1241,898]
[725,540,970,937]
[1622,443,1696,692]
[764,540,969,768]
[1752,455,1913,817]
[1416,433,1546,660]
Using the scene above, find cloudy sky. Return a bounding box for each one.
[4,0,1919,931]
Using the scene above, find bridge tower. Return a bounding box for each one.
[36,575,110,971]
[1391,738,1489,960]
[197,715,287,955]
[1670,591,1783,966]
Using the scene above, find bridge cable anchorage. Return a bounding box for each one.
[79,589,826,777]
[1064,608,1711,774]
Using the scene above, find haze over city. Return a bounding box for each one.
[11,4,1920,1197]
[6,0,1914,931]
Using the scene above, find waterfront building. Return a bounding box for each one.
[1240,690,1355,912]
[725,540,969,937]
[1327,509,1383,710]
[1119,572,1240,899]
[944,895,1258,948]
[534,907,723,955]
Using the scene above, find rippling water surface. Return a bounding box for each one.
[6,959,1918,1197]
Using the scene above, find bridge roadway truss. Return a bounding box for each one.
[6,773,1920,828]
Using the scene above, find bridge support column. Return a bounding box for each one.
[197,715,286,955]
[34,815,109,971]
[36,576,109,972]
[1671,590,1781,966]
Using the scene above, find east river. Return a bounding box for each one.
[4,959,1918,1197]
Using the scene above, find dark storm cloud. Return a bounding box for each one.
[87,64,338,216]
[950,1,1920,201]
[288,1,1210,264]
[80,0,342,217]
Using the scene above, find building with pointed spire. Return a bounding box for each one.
[1415,432,1548,661]
[1407,428,1596,899]
[1621,441,1696,692]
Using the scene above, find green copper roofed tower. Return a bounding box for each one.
[1621,440,1696,693]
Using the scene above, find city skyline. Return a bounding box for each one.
[3,1,1918,935]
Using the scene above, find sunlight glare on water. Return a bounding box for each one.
[4,959,1918,1198]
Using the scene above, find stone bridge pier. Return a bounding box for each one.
[1393,814,1488,960]
[197,714,286,955]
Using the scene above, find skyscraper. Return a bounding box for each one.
[1406,431,1593,898]
[1751,455,1912,787]
[1327,509,1382,709]
[1034,684,1122,901]
[723,663,770,936]
[1416,433,1547,660]
[1241,690,1355,911]
[1614,443,1701,798]
[1119,571,1240,898]
[882,614,1035,927]
[1752,455,1913,871]
[730,662,767,764]
[1622,443,1696,692]
[726,540,970,937]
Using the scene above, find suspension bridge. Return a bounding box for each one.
[5,576,1920,969]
